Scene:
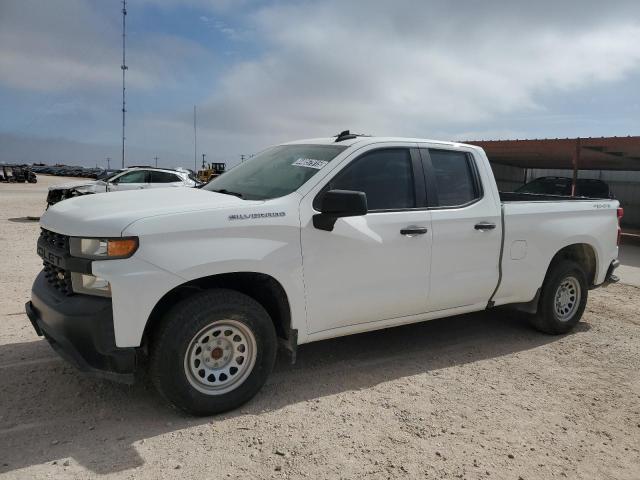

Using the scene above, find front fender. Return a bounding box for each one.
[119,203,307,346]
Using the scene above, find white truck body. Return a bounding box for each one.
[38,136,619,348]
[28,134,621,414]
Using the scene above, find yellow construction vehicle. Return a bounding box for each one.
[197,162,226,183]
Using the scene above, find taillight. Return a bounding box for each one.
[617,207,623,246]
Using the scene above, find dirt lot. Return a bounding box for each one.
[1,176,639,479]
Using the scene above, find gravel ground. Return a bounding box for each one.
[1,176,639,479]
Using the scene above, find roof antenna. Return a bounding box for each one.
[334,130,358,142]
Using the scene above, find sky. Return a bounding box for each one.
[1,0,640,169]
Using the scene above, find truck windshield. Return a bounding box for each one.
[203,144,347,200]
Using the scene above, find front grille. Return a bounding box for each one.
[40,228,70,252]
[40,229,73,295]
[43,262,74,296]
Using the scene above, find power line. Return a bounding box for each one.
[121,0,128,169]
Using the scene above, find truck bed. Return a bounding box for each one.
[491,193,619,308]
[499,191,606,202]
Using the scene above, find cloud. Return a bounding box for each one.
[138,0,258,13]
[0,0,212,93]
[3,0,640,166]
[0,131,193,168]
[192,0,640,143]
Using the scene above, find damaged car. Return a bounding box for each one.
[46,167,200,207]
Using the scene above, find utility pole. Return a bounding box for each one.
[201,153,206,169]
[154,156,159,168]
[240,154,246,163]
[106,157,111,169]
[121,0,128,169]
[193,105,197,172]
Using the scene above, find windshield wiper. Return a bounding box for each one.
[212,188,243,198]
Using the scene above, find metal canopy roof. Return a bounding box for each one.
[467,136,640,171]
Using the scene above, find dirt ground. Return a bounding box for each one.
[1,176,639,480]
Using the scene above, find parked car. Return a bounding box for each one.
[27,133,622,415]
[45,167,199,207]
[516,176,614,199]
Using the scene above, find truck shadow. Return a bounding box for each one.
[0,309,583,475]
[7,217,40,223]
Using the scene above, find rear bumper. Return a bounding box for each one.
[602,259,620,286]
[25,271,136,383]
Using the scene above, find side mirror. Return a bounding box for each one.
[313,189,368,231]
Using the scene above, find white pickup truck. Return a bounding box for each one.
[26,132,622,415]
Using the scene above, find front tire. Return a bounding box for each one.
[149,289,277,415]
[530,260,588,334]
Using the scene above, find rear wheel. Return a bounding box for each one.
[149,289,277,415]
[530,260,588,334]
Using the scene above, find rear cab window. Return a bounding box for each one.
[420,149,482,207]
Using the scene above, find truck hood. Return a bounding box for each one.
[41,187,257,237]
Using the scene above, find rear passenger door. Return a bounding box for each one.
[148,170,184,188]
[419,147,502,311]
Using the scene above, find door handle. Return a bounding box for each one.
[474,222,496,231]
[400,226,428,236]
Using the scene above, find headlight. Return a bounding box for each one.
[71,273,111,297]
[69,237,138,259]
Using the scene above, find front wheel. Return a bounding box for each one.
[530,260,588,334]
[149,289,277,415]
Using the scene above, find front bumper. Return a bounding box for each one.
[25,271,136,383]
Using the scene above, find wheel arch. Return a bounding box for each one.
[545,243,598,287]
[142,272,295,356]
[507,242,597,315]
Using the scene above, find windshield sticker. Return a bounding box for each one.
[292,158,328,169]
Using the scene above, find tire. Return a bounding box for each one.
[149,288,277,415]
[530,260,588,334]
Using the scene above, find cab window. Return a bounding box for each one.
[315,148,416,211]
[427,150,480,207]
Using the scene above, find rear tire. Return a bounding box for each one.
[149,289,277,416]
[530,260,588,334]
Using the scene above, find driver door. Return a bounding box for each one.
[299,145,432,334]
